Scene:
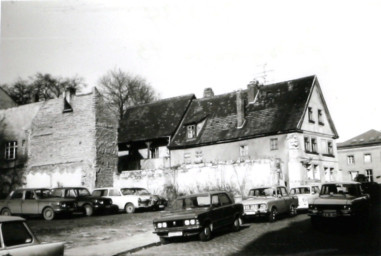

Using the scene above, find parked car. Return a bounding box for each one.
[0,216,65,256]
[92,187,167,213]
[241,186,298,222]
[0,188,77,221]
[153,191,243,243]
[290,185,320,211]
[308,182,370,225]
[50,187,115,216]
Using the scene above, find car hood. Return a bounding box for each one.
[312,195,356,205]
[241,197,275,205]
[39,198,76,203]
[154,207,210,222]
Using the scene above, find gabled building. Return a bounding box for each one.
[169,75,339,187]
[0,88,118,192]
[337,129,381,183]
[118,94,195,171]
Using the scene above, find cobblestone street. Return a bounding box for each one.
[129,213,380,256]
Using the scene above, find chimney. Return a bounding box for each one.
[236,90,245,128]
[247,80,259,103]
[203,88,214,98]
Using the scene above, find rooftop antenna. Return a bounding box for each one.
[251,63,274,85]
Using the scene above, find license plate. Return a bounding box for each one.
[159,205,165,208]
[245,212,257,215]
[323,212,337,217]
[168,232,183,237]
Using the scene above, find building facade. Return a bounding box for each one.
[0,88,118,192]
[337,129,381,183]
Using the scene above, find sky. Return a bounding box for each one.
[1,0,381,142]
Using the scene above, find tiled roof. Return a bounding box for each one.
[169,75,318,149]
[118,94,195,143]
[337,129,381,149]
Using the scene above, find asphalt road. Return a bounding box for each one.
[129,212,380,256]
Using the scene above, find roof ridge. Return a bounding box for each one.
[126,93,195,110]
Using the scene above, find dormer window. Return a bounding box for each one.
[187,125,196,139]
[308,107,314,123]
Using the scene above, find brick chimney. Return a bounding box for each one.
[236,90,245,128]
[203,88,214,98]
[247,80,259,103]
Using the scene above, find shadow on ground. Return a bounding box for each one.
[231,185,381,256]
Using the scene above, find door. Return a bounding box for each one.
[218,193,235,227]
[7,190,23,214]
[277,187,289,213]
[21,190,39,214]
[108,189,124,210]
[210,194,224,229]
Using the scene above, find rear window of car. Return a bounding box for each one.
[2,222,33,247]
[290,187,310,195]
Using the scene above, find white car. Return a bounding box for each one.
[92,187,166,213]
[290,185,320,210]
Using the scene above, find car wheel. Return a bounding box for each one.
[84,204,94,216]
[268,207,277,222]
[43,207,55,221]
[1,208,11,216]
[289,205,297,217]
[232,215,242,232]
[160,237,171,244]
[199,224,212,241]
[125,203,135,214]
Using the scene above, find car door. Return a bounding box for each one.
[218,193,235,227]
[21,190,39,215]
[277,187,289,213]
[7,190,23,214]
[210,194,224,229]
[108,189,124,210]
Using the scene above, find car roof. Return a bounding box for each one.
[176,191,228,199]
[51,187,89,189]
[13,188,50,191]
[322,181,360,185]
[0,216,25,222]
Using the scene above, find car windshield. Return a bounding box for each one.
[77,188,91,196]
[290,187,311,195]
[320,184,361,197]
[121,188,150,196]
[171,196,211,210]
[248,188,275,197]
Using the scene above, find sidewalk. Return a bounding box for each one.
[65,231,160,256]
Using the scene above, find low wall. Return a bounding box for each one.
[114,159,283,199]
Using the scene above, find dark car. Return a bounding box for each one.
[50,187,115,216]
[0,216,64,255]
[308,182,370,226]
[0,188,77,221]
[153,191,243,243]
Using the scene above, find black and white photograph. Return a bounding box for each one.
[0,0,380,255]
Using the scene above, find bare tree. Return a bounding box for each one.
[98,68,158,120]
[3,73,87,105]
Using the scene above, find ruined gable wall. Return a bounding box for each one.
[27,93,97,188]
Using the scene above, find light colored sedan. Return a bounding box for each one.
[0,216,64,256]
[92,187,165,213]
[290,185,320,210]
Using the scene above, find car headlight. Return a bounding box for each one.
[93,199,99,203]
[190,219,196,225]
[259,204,267,211]
[162,222,167,228]
[157,223,162,228]
[100,200,104,204]
[185,220,190,225]
[61,203,66,208]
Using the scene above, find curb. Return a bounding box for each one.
[112,241,162,256]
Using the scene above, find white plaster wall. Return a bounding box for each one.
[25,168,82,188]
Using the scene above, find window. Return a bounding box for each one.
[364,153,372,163]
[195,151,203,163]
[349,171,359,181]
[187,125,196,139]
[307,164,320,180]
[304,137,311,152]
[313,165,320,180]
[327,141,334,155]
[25,191,35,200]
[109,189,121,196]
[308,107,314,123]
[347,155,355,165]
[2,222,33,247]
[240,145,248,157]
[324,167,332,181]
[270,138,278,150]
[218,193,232,206]
[318,109,324,125]
[184,152,191,164]
[366,169,373,182]
[311,138,318,153]
[92,189,108,197]
[5,141,17,160]
[280,187,288,196]
[11,190,23,200]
